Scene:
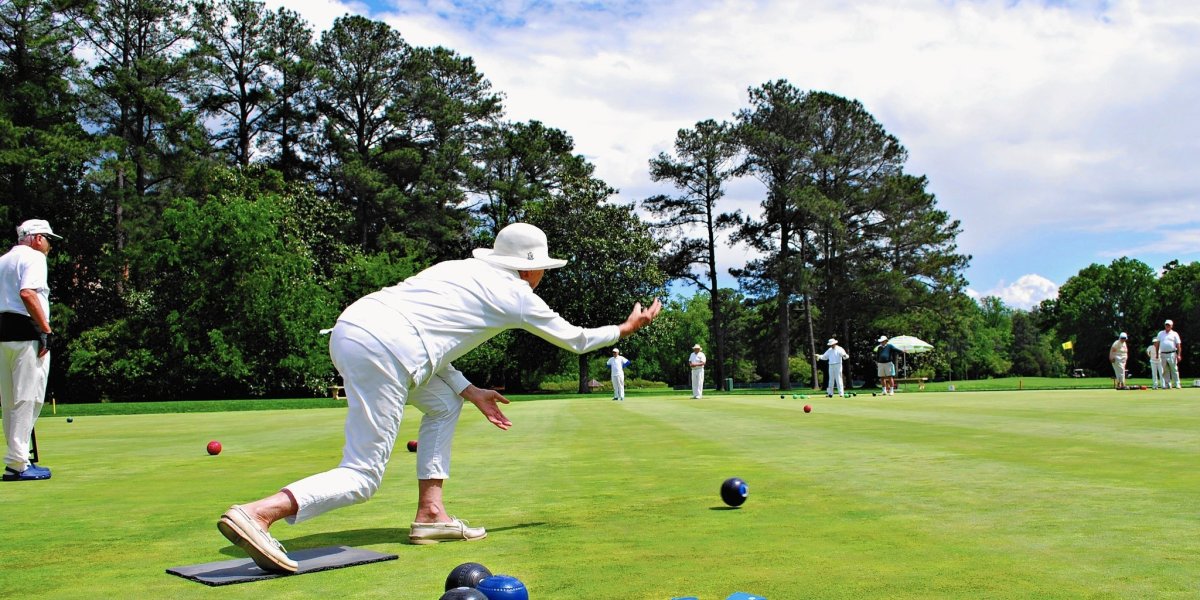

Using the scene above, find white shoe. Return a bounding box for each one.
[409,516,487,545]
[218,505,299,573]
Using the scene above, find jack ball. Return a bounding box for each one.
[406,440,418,452]
[207,440,222,455]
[803,404,812,413]
[441,588,489,600]
[446,562,493,591]
[720,477,749,507]
[476,574,528,600]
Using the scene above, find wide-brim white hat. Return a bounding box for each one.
[827,338,838,346]
[473,223,567,270]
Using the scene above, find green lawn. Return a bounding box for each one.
[2,389,1198,598]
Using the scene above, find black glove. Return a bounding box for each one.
[37,331,51,354]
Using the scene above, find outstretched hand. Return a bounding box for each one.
[460,385,513,430]
[618,298,663,338]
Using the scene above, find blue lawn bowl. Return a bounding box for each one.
[720,477,749,507]
[441,588,489,600]
[726,593,767,600]
[476,574,528,600]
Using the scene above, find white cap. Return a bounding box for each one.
[693,344,701,350]
[472,223,567,270]
[17,219,61,239]
[878,336,888,343]
[1165,319,1174,326]
[612,348,619,353]
[1119,332,1127,339]
[827,338,838,346]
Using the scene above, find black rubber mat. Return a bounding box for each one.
[166,545,397,586]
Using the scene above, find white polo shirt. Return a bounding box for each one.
[1157,330,1181,354]
[0,244,49,318]
[338,258,620,388]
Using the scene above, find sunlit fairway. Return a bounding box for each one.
[2,389,1198,599]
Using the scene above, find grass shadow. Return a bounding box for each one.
[708,506,743,511]
[219,527,405,557]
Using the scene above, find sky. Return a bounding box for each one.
[269,0,1200,309]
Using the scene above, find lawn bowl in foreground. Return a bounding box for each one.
[206,440,222,455]
[442,588,488,600]
[446,562,492,590]
[476,574,528,600]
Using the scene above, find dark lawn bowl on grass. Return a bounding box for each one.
[721,477,748,507]
[446,562,493,591]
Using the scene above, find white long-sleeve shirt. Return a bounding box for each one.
[819,346,849,364]
[338,258,620,390]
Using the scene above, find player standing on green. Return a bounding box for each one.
[873,336,903,396]
[216,223,662,573]
[0,220,60,482]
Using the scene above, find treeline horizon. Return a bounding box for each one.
[1,0,1193,402]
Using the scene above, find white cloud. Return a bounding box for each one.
[970,274,1060,310]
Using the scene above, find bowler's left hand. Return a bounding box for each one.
[461,385,513,430]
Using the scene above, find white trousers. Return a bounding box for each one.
[1,341,48,471]
[1160,353,1180,387]
[1150,359,1163,388]
[826,363,845,396]
[1112,358,1126,384]
[690,368,704,398]
[285,322,464,524]
[611,373,625,399]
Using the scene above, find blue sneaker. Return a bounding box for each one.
[3,466,51,481]
[27,463,51,476]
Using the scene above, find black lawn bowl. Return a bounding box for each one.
[441,588,489,600]
[446,562,493,591]
[720,477,749,507]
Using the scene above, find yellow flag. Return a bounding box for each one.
[1061,341,1073,350]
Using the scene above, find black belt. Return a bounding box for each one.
[0,312,38,341]
[1162,350,1176,354]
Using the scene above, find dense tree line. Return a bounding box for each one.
[5,0,1165,403]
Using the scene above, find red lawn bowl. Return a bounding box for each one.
[207,440,222,455]
[803,404,812,413]
[407,440,418,452]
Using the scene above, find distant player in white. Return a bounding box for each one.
[607,348,630,401]
[688,344,706,399]
[816,338,850,397]
[1109,332,1129,389]
[1157,319,1182,389]
[1147,338,1162,390]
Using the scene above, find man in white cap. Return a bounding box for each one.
[1157,319,1182,389]
[215,222,662,573]
[687,343,706,399]
[0,220,60,482]
[1109,332,1129,389]
[1146,337,1162,390]
[816,338,850,397]
[607,347,630,401]
[873,336,903,396]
